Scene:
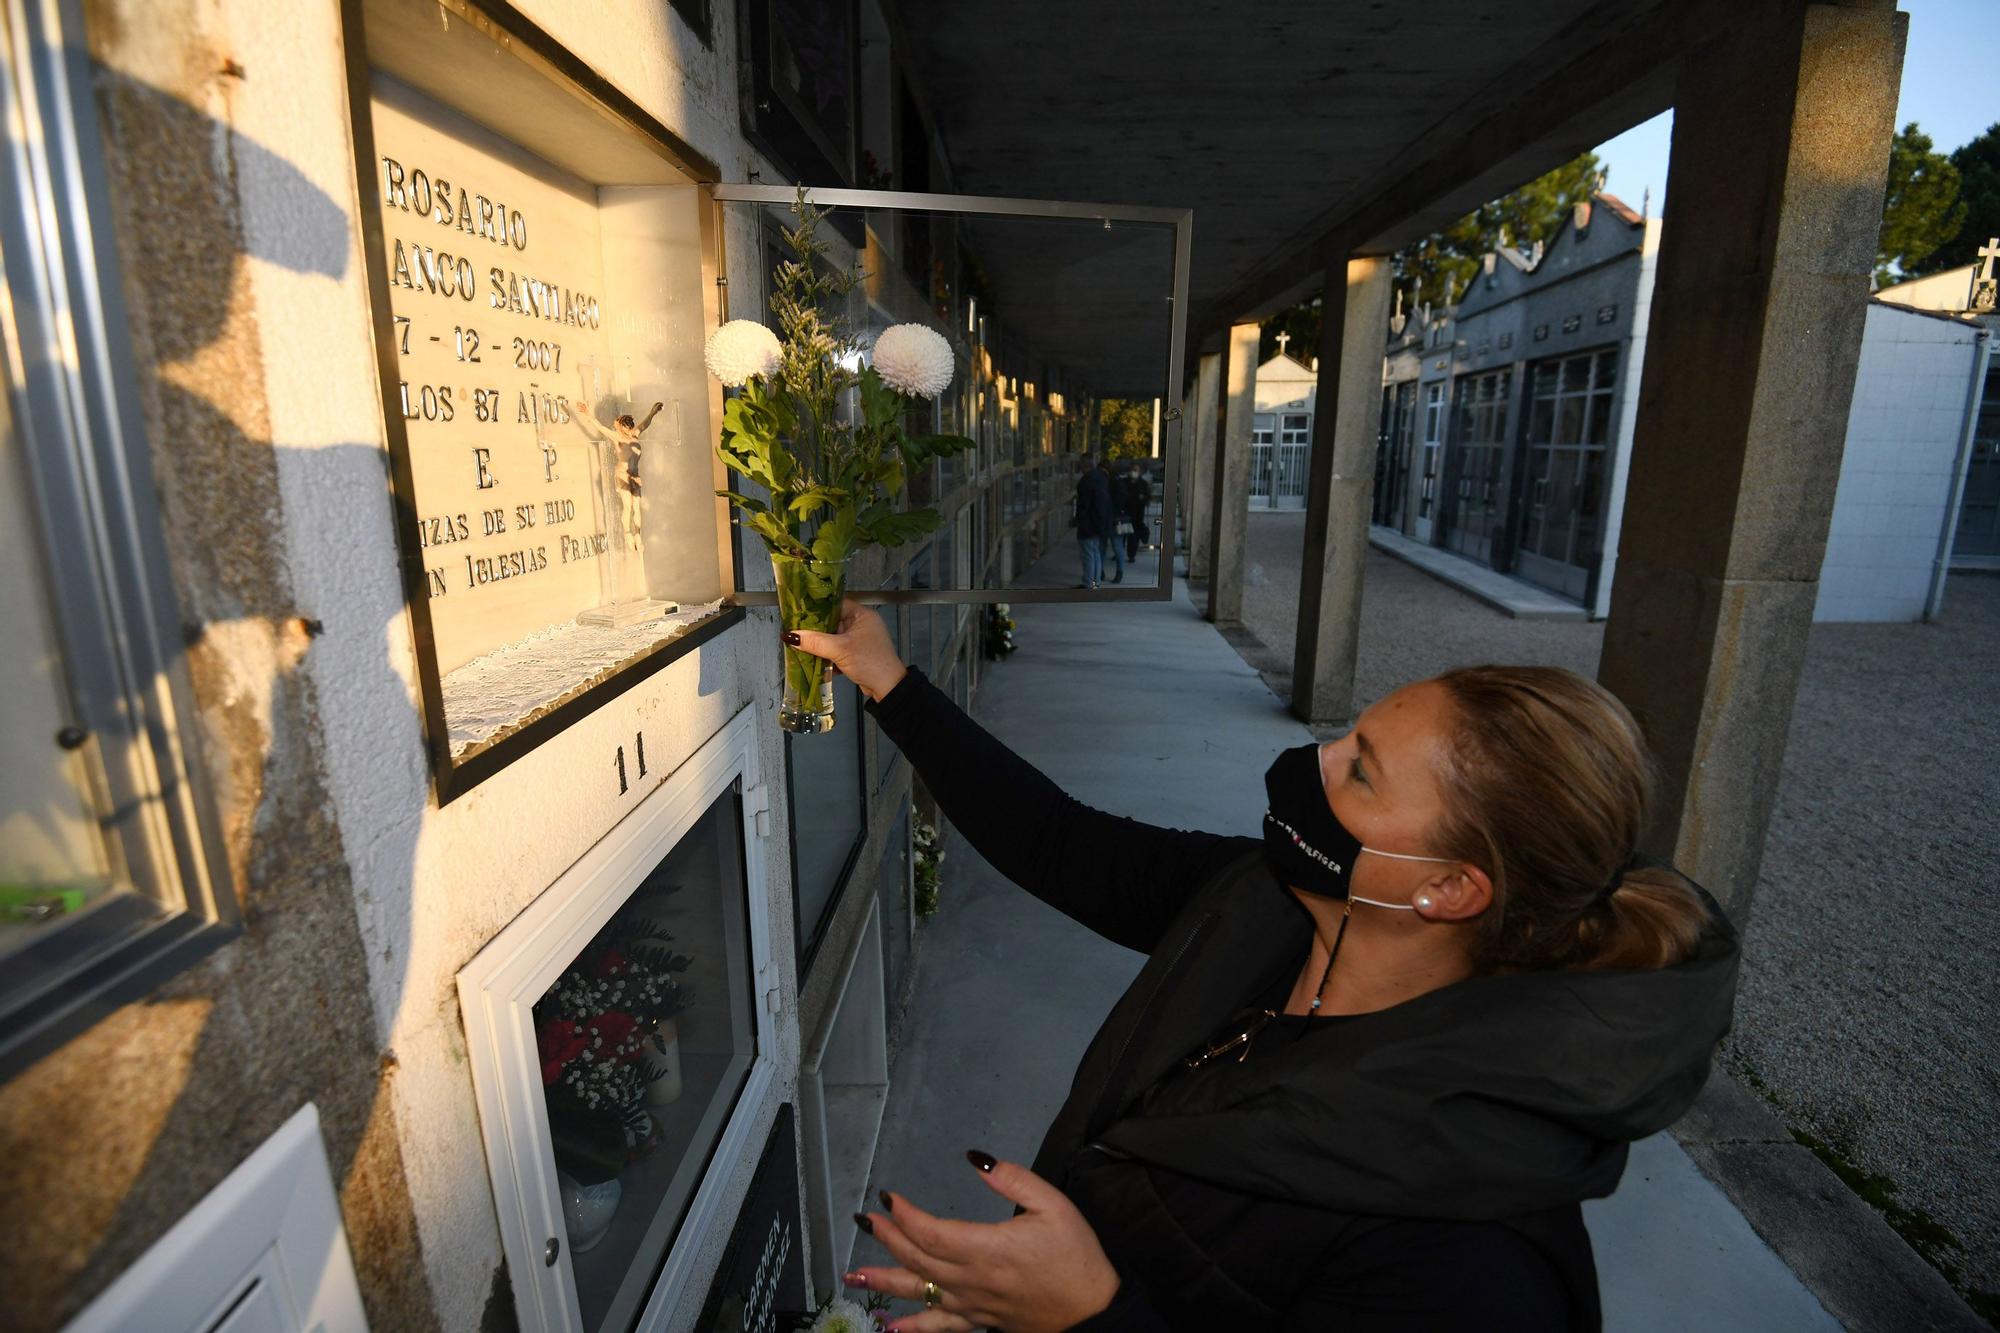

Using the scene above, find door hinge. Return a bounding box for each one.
[757,961,782,1017]
[745,782,773,838]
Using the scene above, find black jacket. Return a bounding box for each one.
[1075,468,1114,539]
[1123,474,1152,520]
[868,669,1740,1330]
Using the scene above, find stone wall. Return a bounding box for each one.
[0,2,801,1329]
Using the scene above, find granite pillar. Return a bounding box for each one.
[1292,254,1394,723]
[1597,2,1906,920]
[1206,322,1259,623]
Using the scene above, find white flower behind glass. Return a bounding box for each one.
[872,324,954,399]
[703,319,783,387]
[808,1297,876,1333]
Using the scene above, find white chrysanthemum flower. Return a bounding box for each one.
[872,323,954,399]
[809,1297,875,1333]
[703,319,782,387]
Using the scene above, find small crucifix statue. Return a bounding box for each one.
[573,392,677,627]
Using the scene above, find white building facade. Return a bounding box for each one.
[1248,348,1317,510]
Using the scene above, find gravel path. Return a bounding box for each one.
[1225,509,2000,1300]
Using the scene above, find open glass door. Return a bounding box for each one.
[709,184,1191,606]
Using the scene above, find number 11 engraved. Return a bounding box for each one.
[614,732,649,795]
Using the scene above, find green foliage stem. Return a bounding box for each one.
[714,188,975,625]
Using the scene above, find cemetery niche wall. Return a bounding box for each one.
[350,0,741,801]
[456,705,778,1333]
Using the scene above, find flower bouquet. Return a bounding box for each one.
[912,818,944,919]
[983,601,1016,660]
[792,1294,889,1332]
[706,189,974,733]
[535,919,695,1187]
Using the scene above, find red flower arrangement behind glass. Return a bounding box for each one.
[533,907,694,1187]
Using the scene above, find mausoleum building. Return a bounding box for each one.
[1369,201,1993,623]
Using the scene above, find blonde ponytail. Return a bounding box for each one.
[1429,667,1708,974]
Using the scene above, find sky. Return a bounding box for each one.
[1591,0,1997,217]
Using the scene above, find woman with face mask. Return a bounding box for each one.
[787,603,1734,1333]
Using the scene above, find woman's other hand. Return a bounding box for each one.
[845,1153,1120,1333]
[787,599,908,703]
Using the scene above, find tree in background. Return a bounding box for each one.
[1876,122,1966,286]
[1915,122,2000,276]
[1096,398,1154,460]
[1258,151,1602,358]
[1392,151,1602,310]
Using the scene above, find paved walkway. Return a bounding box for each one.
[1368,524,1588,620]
[853,540,1834,1329]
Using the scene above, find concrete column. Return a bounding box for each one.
[1205,322,1260,622]
[1598,3,1905,920]
[1175,383,1195,569]
[1292,254,1394,723]
[1186,352,1222,581]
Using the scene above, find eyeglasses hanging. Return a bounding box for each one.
[1183,1007,1279,1070]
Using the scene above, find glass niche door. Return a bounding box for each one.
[709,184,1191,605]
[457,706,777,1333]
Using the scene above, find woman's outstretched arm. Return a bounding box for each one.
[788,602,1256,955]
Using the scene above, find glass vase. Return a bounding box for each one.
[770,552,849,733]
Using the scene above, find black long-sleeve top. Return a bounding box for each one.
[866,669,1576,1331]
[1074,469,1115,540]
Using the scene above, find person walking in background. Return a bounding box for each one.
[1074,457,1112,589]
[1101,459,1127,584]
[1124,462,1152,562]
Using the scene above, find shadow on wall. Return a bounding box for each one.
[0,69,435,1330]
[10,14,744,1321]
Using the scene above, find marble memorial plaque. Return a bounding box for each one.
[365,65,731,776]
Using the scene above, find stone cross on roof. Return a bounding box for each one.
[1275,330,1291,355]
[1972,237,1999,313]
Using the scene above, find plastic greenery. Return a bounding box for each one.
[713,189,974,713]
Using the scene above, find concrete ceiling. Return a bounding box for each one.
[887,0,1743,396]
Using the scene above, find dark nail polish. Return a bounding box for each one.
[782,631,801,646]
[878,1189,894,1212]
[966,1148,997,1173]
[852,1212,873,1236]
[843,1271,868,1287]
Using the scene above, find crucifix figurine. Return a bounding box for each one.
[572,387,677,627]
[574,399,664,495]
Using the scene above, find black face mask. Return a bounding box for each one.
[1261,743,1451,906]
